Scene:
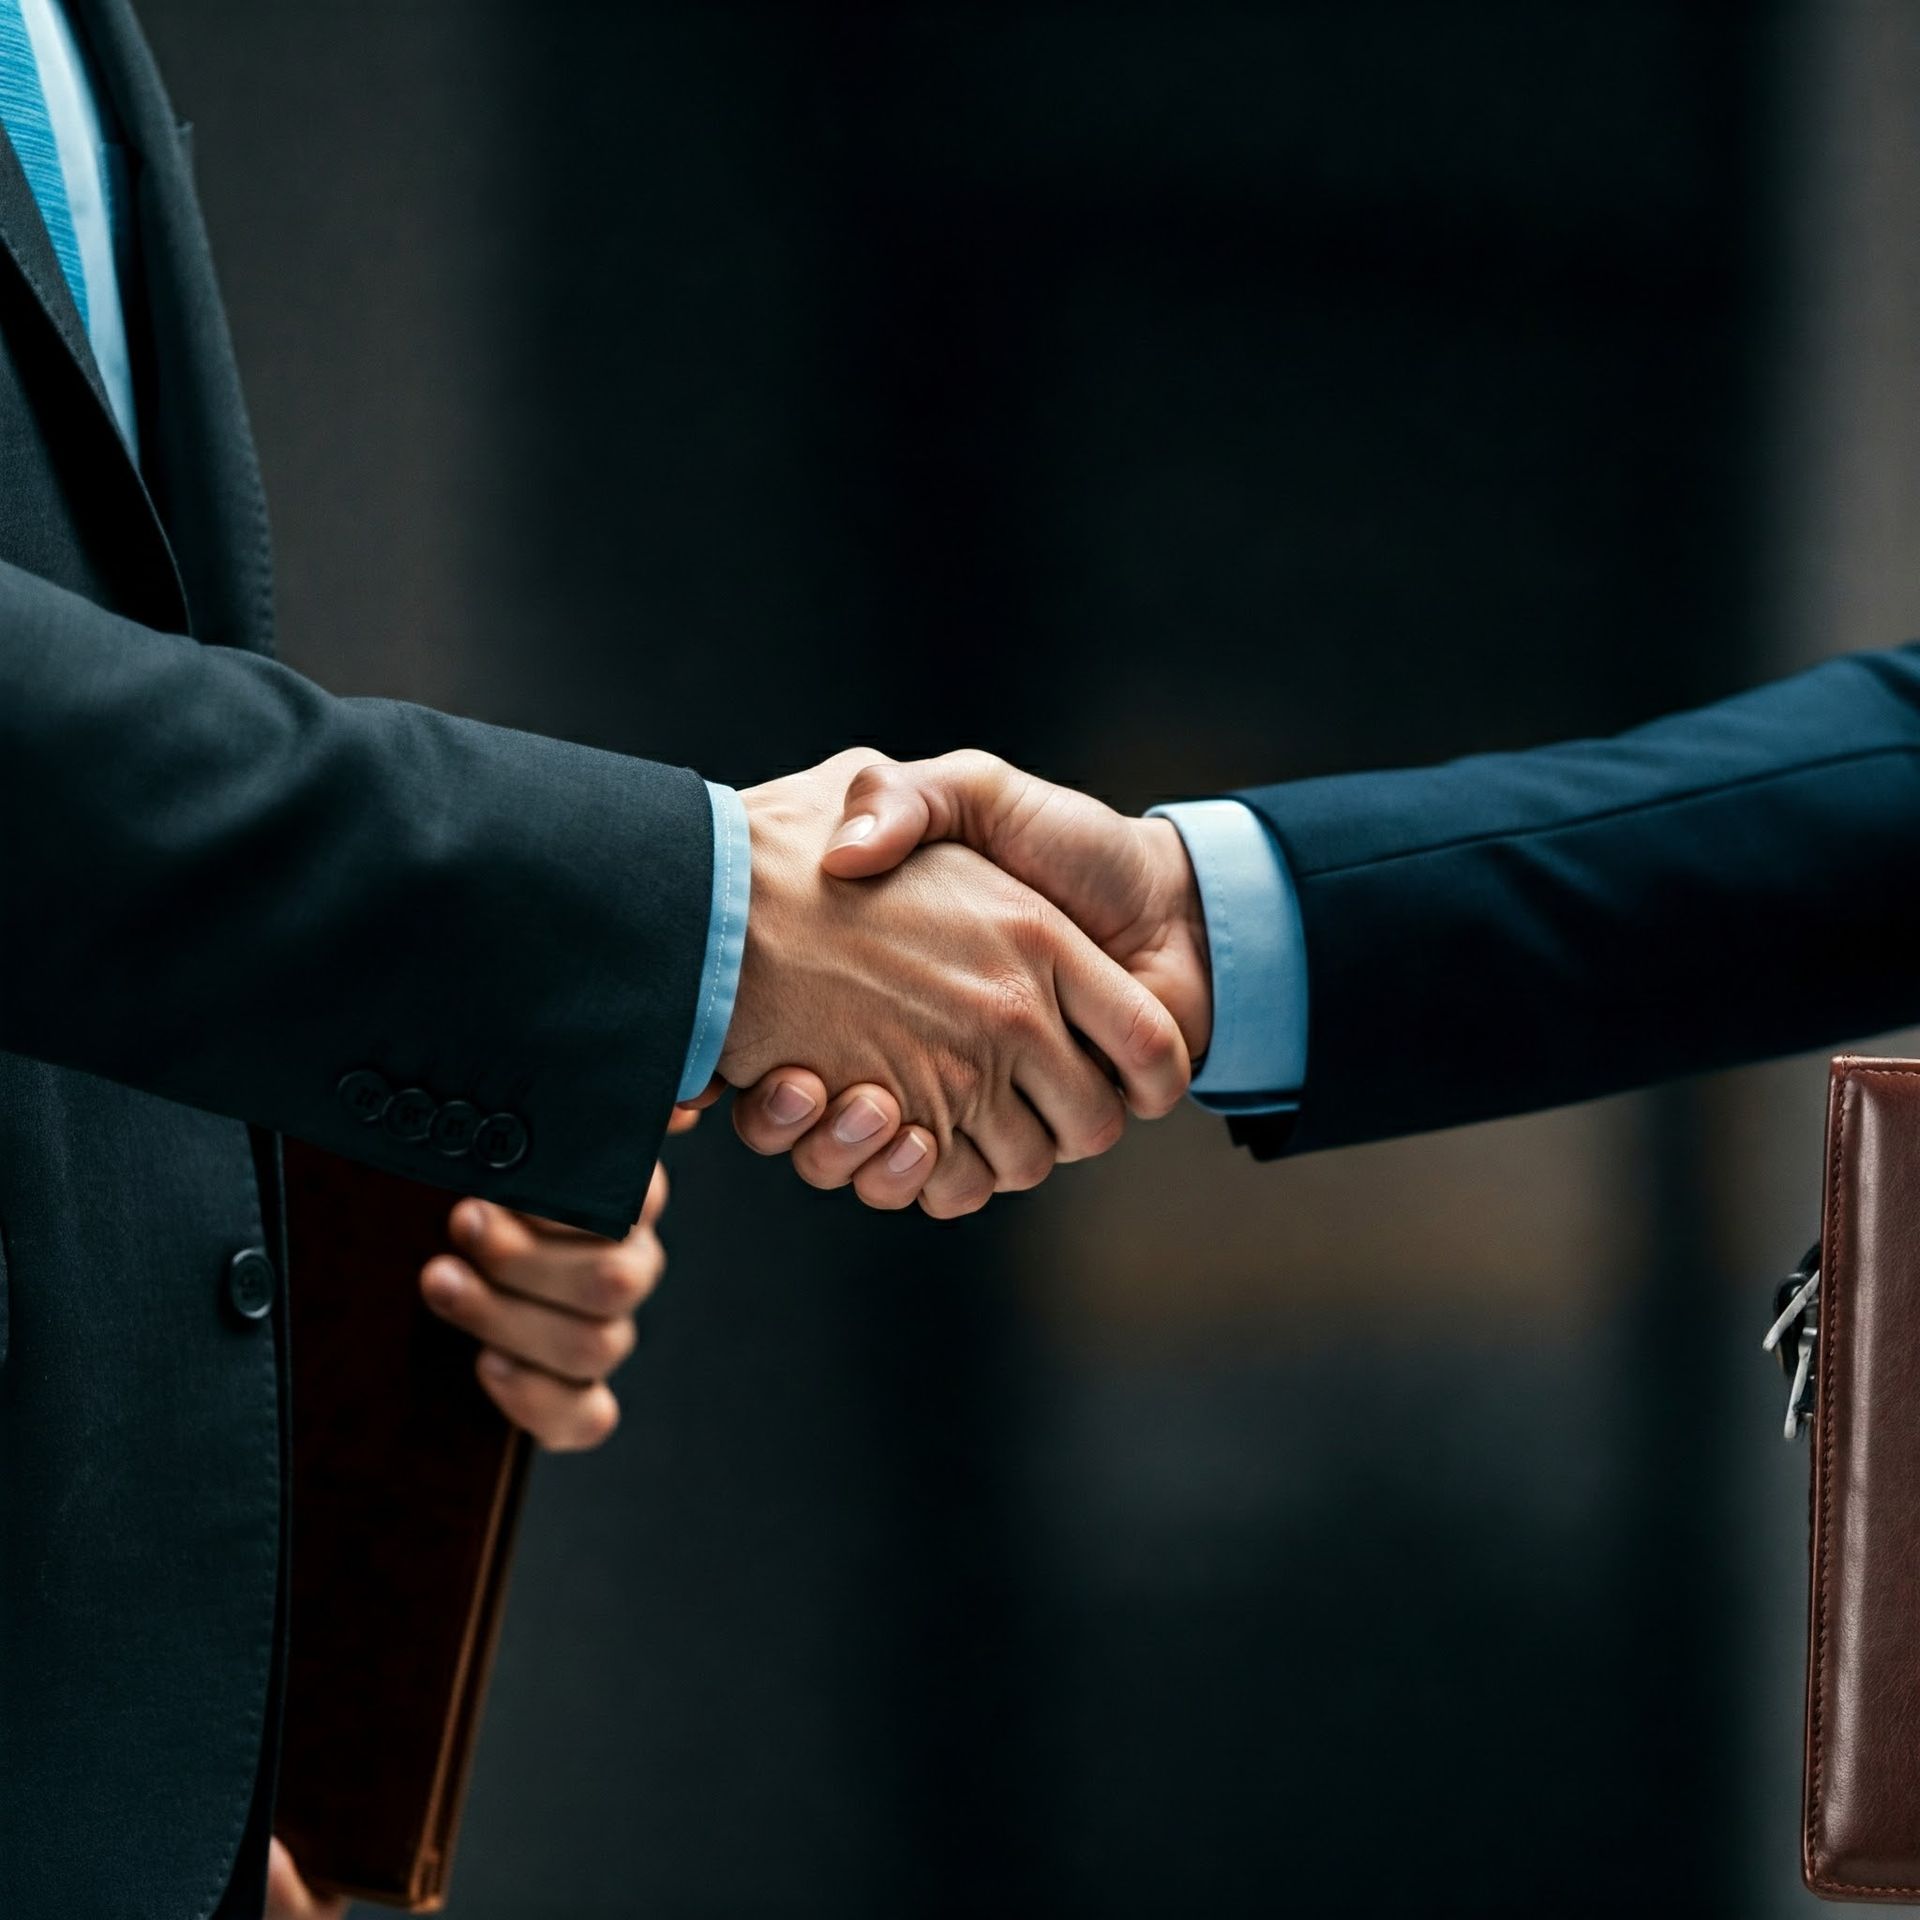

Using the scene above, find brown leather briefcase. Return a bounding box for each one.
[1766,1057,1920,1902]
[272,1140,532,1912]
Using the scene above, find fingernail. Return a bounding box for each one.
[479,1350,515,1383]
[886,1132,928,1174]
[453,1201,486,1248]
[766,1080,819,1125]
[827,814,877,852]
[833,1096,889,1145]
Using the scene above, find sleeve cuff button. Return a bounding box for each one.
[474,1112,529,1171]
[335,1068,393,1124]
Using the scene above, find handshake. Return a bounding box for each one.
[413,748,1207,1454]
[700,747,1212,1215]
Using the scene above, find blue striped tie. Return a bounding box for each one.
[0,0,84,327]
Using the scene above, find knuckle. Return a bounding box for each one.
[924,1171,993,1219]
[996,1141,1055,1193]
[547,1390,620,1454]
[595,1316,638,1374]
[566,1316,624,1378]
[980,969,1048,1045]
[1121,994,1183,1092]
[793,1142,847,1190]
[1063,1100,1127,1163]
[590,1254,646,1314]
[633,1233,665,1298]
[995,887,1055,957]
[844,761,894,803]
[578,1391,621,1449]
[1126,993,1174,1061]
[476,1210,527,1263]
[949,747,1006,783]
[931,1044,985,1113]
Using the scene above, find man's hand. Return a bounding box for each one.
[822,751,1212,1056]
[266,1838,349,1918]
[419,1157,671,1451]
[718,750,1189,1216]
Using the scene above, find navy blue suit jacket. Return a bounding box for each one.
[1229,645,1920,1156]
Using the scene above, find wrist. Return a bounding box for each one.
[721,755,889,1086]
[1141,815,1209,971]
[1134,815,1214,1060]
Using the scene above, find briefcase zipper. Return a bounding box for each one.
[1761,1242,1821,1442]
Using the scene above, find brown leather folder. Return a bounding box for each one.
[1795,1058,1920,1901]
[274,1140,532,1912]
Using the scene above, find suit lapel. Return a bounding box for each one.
[0,127,111,419]
[0,84,185,630]
[71,0,274,655]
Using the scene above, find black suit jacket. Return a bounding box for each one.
[0,7,711,1914]
[1228,645,1920,1157]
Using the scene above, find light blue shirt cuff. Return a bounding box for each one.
[676,781,751,1103]
[1149,799,1306,1115]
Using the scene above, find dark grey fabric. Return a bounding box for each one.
[0,4,714,1914]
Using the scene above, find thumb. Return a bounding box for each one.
[820,750,1016,879]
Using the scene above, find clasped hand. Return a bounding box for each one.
[705,749,1214,1214]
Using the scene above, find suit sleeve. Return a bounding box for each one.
[0,560,711,1236]
[1227,643,1920,1158]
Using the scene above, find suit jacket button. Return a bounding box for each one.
[336,1068,392,1124]
[431,1100,481,1158]
[385,1087,436,1144]
[226,1247,276,1323]
[475,1112,529,1171]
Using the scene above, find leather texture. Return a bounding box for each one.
[275,1142,530,1913]
[1804,1057,1920,1900]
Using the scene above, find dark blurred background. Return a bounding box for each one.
[137,3,1920,1914]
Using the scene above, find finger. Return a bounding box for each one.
[1050,926,1191,1119]
[959,1085,1057,1195]
[459,1197,601,1245]
[821,749,1025,879]
[447,1200,661,1316]
[266,1839,350,1920]
[424,1254,644,1380]
[668,1104,703,1134]
[918,1130,998,1219]
[851,1124,937,1210]
[476,1350,621,1451]
[640,1160,670,1229]
[733,1069,829,1155]
[676,1075,725,1114]
[1014,1036,1128,1164]
[790,1085,905,1189]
